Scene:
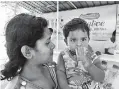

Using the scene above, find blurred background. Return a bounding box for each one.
[1,1,119,67]
[1,1,119,89]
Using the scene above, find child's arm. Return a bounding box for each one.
[84,53,105,82]
[93,57,106,70]
[86,45,105,82]
[56,52,71,89]
[86,61,105,82]
[77,46,105,82]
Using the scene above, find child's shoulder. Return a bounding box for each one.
[59,51,65,57]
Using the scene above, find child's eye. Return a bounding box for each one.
[81,38,87,41]
[71,39,76,42]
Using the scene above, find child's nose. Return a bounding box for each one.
[50,42,55,49]
[77,41,82,46]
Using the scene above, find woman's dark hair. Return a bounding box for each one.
[49,28,53,33]
[63,18,90,39]
[1,13,48,80]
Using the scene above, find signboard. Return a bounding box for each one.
[59,5,116,41]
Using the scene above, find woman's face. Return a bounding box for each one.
[32,27,55,64]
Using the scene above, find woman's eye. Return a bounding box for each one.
[46,41,50,45]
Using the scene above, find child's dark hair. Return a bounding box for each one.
[63,18,90,39]
[1,13,48,80]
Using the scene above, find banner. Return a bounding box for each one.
[59,5,116,41]
[58,5,117,53]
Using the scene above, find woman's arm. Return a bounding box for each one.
[56,52,71,89]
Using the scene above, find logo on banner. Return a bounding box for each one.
[80,13,100,20]
[80,13,108,40]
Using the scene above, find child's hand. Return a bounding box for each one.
[75,46,86,61]
[76,46,92,68]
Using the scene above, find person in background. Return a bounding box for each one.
[105,30,116,55]
[57,18,105,89]
[0,13,59,89]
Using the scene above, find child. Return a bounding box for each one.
[57,18,105,89]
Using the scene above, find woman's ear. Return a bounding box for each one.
[64,39,67,45]
[88,36,90,40]
[21,45,33,59]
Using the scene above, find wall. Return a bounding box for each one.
[116,5,119,50]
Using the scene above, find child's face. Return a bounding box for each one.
[66,29,89,52]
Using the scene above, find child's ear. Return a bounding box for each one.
[64,39,67,45]
[21,45,33,59]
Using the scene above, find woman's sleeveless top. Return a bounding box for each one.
[5,63,58,89]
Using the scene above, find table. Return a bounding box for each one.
[100,54,119,62]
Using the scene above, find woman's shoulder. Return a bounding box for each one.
[4,75,42,89]
[4,76,20,89]
[5,75,47,89]
[0,79,9,89]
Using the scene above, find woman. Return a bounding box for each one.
[0,13,58,89]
